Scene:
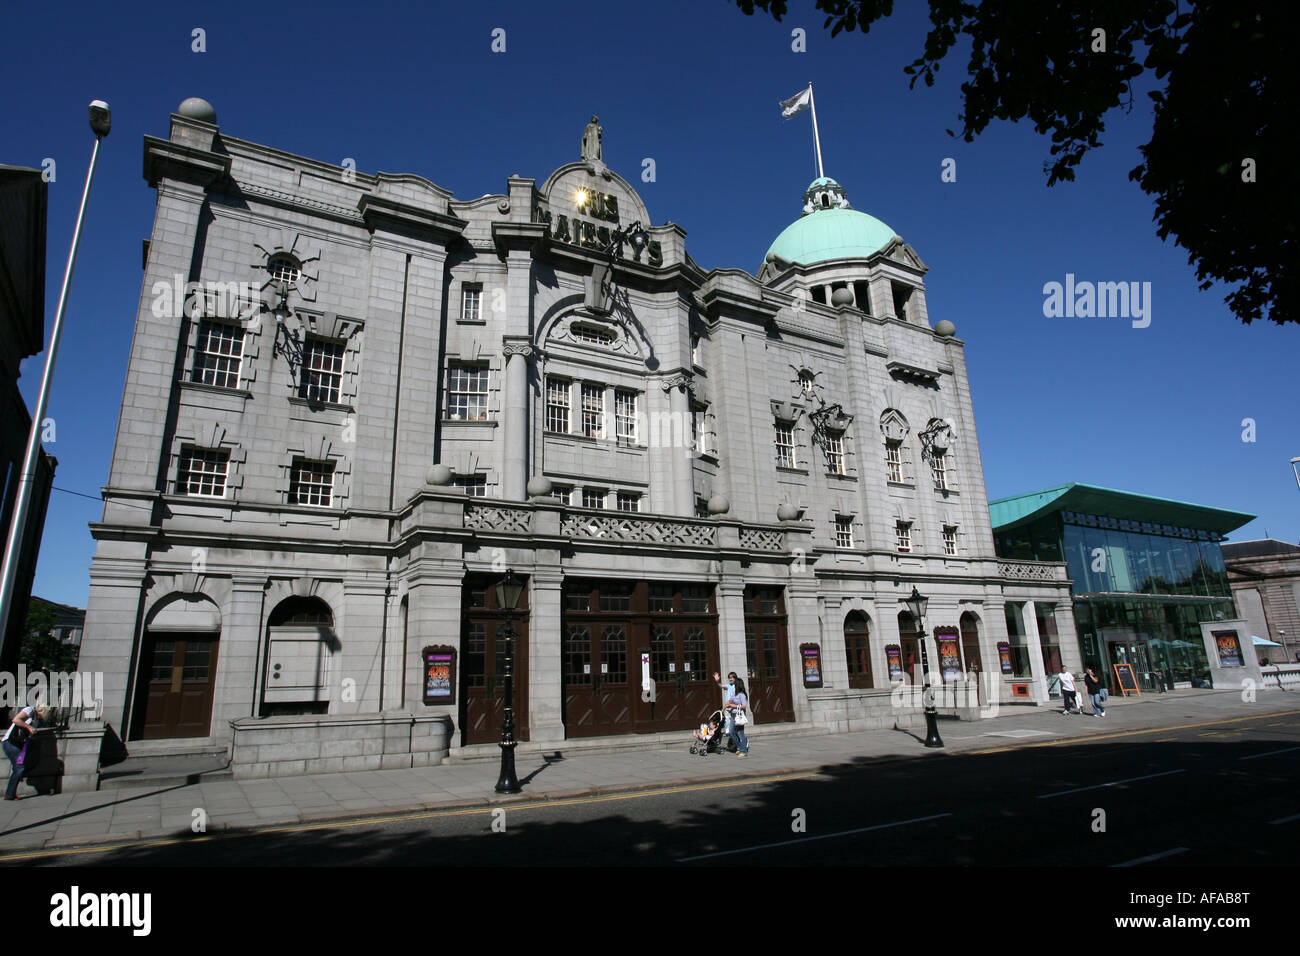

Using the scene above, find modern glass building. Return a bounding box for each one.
[991,484,1253,692]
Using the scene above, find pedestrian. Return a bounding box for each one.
[1058,666,1079,714]
[713,670,737,746]
[725,677,751,757]
[1084,667,1106,717]
[3,703,49,800]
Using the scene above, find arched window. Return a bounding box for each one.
[268,596,332,626]
[960,612,982,675]
[844,611,873,689]
[264,597,336,716]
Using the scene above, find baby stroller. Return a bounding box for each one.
[689,711,729,756]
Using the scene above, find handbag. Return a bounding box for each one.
[15,742,27,766]
[734,710,748,726]
[7,725,29,750]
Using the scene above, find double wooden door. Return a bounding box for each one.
[562,581,720,737]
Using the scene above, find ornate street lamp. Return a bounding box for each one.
[493,568,525,793]
[904,585,944,748]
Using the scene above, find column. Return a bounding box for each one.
[716,575,748,690]
[1023,599,1049,704]
[210,575,268,728]
[527,565,565,742]
[662,374,694,516]
[501,339,532,501]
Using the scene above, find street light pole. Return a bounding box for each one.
[0,101,110,655]
[494,569,523,794]
[905,586,944,748]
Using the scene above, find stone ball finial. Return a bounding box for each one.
[177,97,217,123]
[934,319,956,337]
[706,495,730,515]
[777,503,801,522]
[426,464,453,486]
[527,476,554,499]
[831,287,855,307]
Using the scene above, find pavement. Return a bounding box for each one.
[1,686,1295,856]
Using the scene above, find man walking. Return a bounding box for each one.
[1059,665,1080,714]
[1084,667,1106,717]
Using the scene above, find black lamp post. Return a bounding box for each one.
[494,568,525,793]
[905,585,944,748]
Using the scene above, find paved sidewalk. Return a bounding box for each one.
[0,688,1294,855]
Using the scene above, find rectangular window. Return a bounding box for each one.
[943,526,958,555]
[616,491,641,512]
[461,286,481,322]
[553,485,572,506]
[775,423,796,468]
[290,458,335,507]
[192,320,244,389]
[825,434,845,475]
[582,487,606,509]
[581,383,605,438]
[691,333,703,367]
[454,475,487,497]
[895,521,912,553]
[615,389,638,445]
[300,337,345,405]
[932,451,948,490]
[692,403,711,456]
[835,516,853,548]
[177,447,229,498]
[546,377,571,434]
[447,363,489,421]
[885,440,903,482]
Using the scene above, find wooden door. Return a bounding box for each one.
[460,580,530,746]
[743,587,795,723]
[139,634,220,739]
[845,611,874,689]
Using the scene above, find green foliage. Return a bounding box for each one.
[22,599,79,675]
[733,0,1296,326]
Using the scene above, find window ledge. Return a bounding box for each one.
[776,466,809,475]
[887,480,915,490]
[179,380,253,400]
[826,472,856,481]
[288,396,355,413]
[443,418,498,427]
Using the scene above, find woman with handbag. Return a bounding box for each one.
[3,703,49,800]
[725,677,751,757]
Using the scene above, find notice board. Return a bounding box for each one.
[1112,662,1140,697]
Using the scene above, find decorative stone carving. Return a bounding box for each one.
[502,340,534,358]
[879,408,909,441]
[740,528,784,551]
[777,503,802,522]
[561,513,717,547]
[706,494,730,515]
[998,560,1066,581]
[581,115,603,163]
[526,476,553,498]
[426,464,453,486]
[465,503,533,534]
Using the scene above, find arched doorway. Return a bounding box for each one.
[134,594,221,739]
[263,597,337,717]
[844,611,874,689]
[960,612,982,675]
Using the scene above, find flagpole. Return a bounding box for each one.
[809,83,825,179]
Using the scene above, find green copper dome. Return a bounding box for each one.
[765,177,897,266]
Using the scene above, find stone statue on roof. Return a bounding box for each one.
[581,115,602,163]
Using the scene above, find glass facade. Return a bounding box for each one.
[995,507,1237,692]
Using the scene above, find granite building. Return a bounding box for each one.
[76,100,1072,779]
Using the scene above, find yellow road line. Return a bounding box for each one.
[969,708,1300,755]
[0,771,822,862]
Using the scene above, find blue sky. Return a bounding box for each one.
[4,0,1297,608]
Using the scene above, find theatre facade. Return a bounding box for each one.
[76,101,1072,779]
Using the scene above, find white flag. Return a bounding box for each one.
[780,86,812,118]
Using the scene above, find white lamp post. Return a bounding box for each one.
[0,101,110,656]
